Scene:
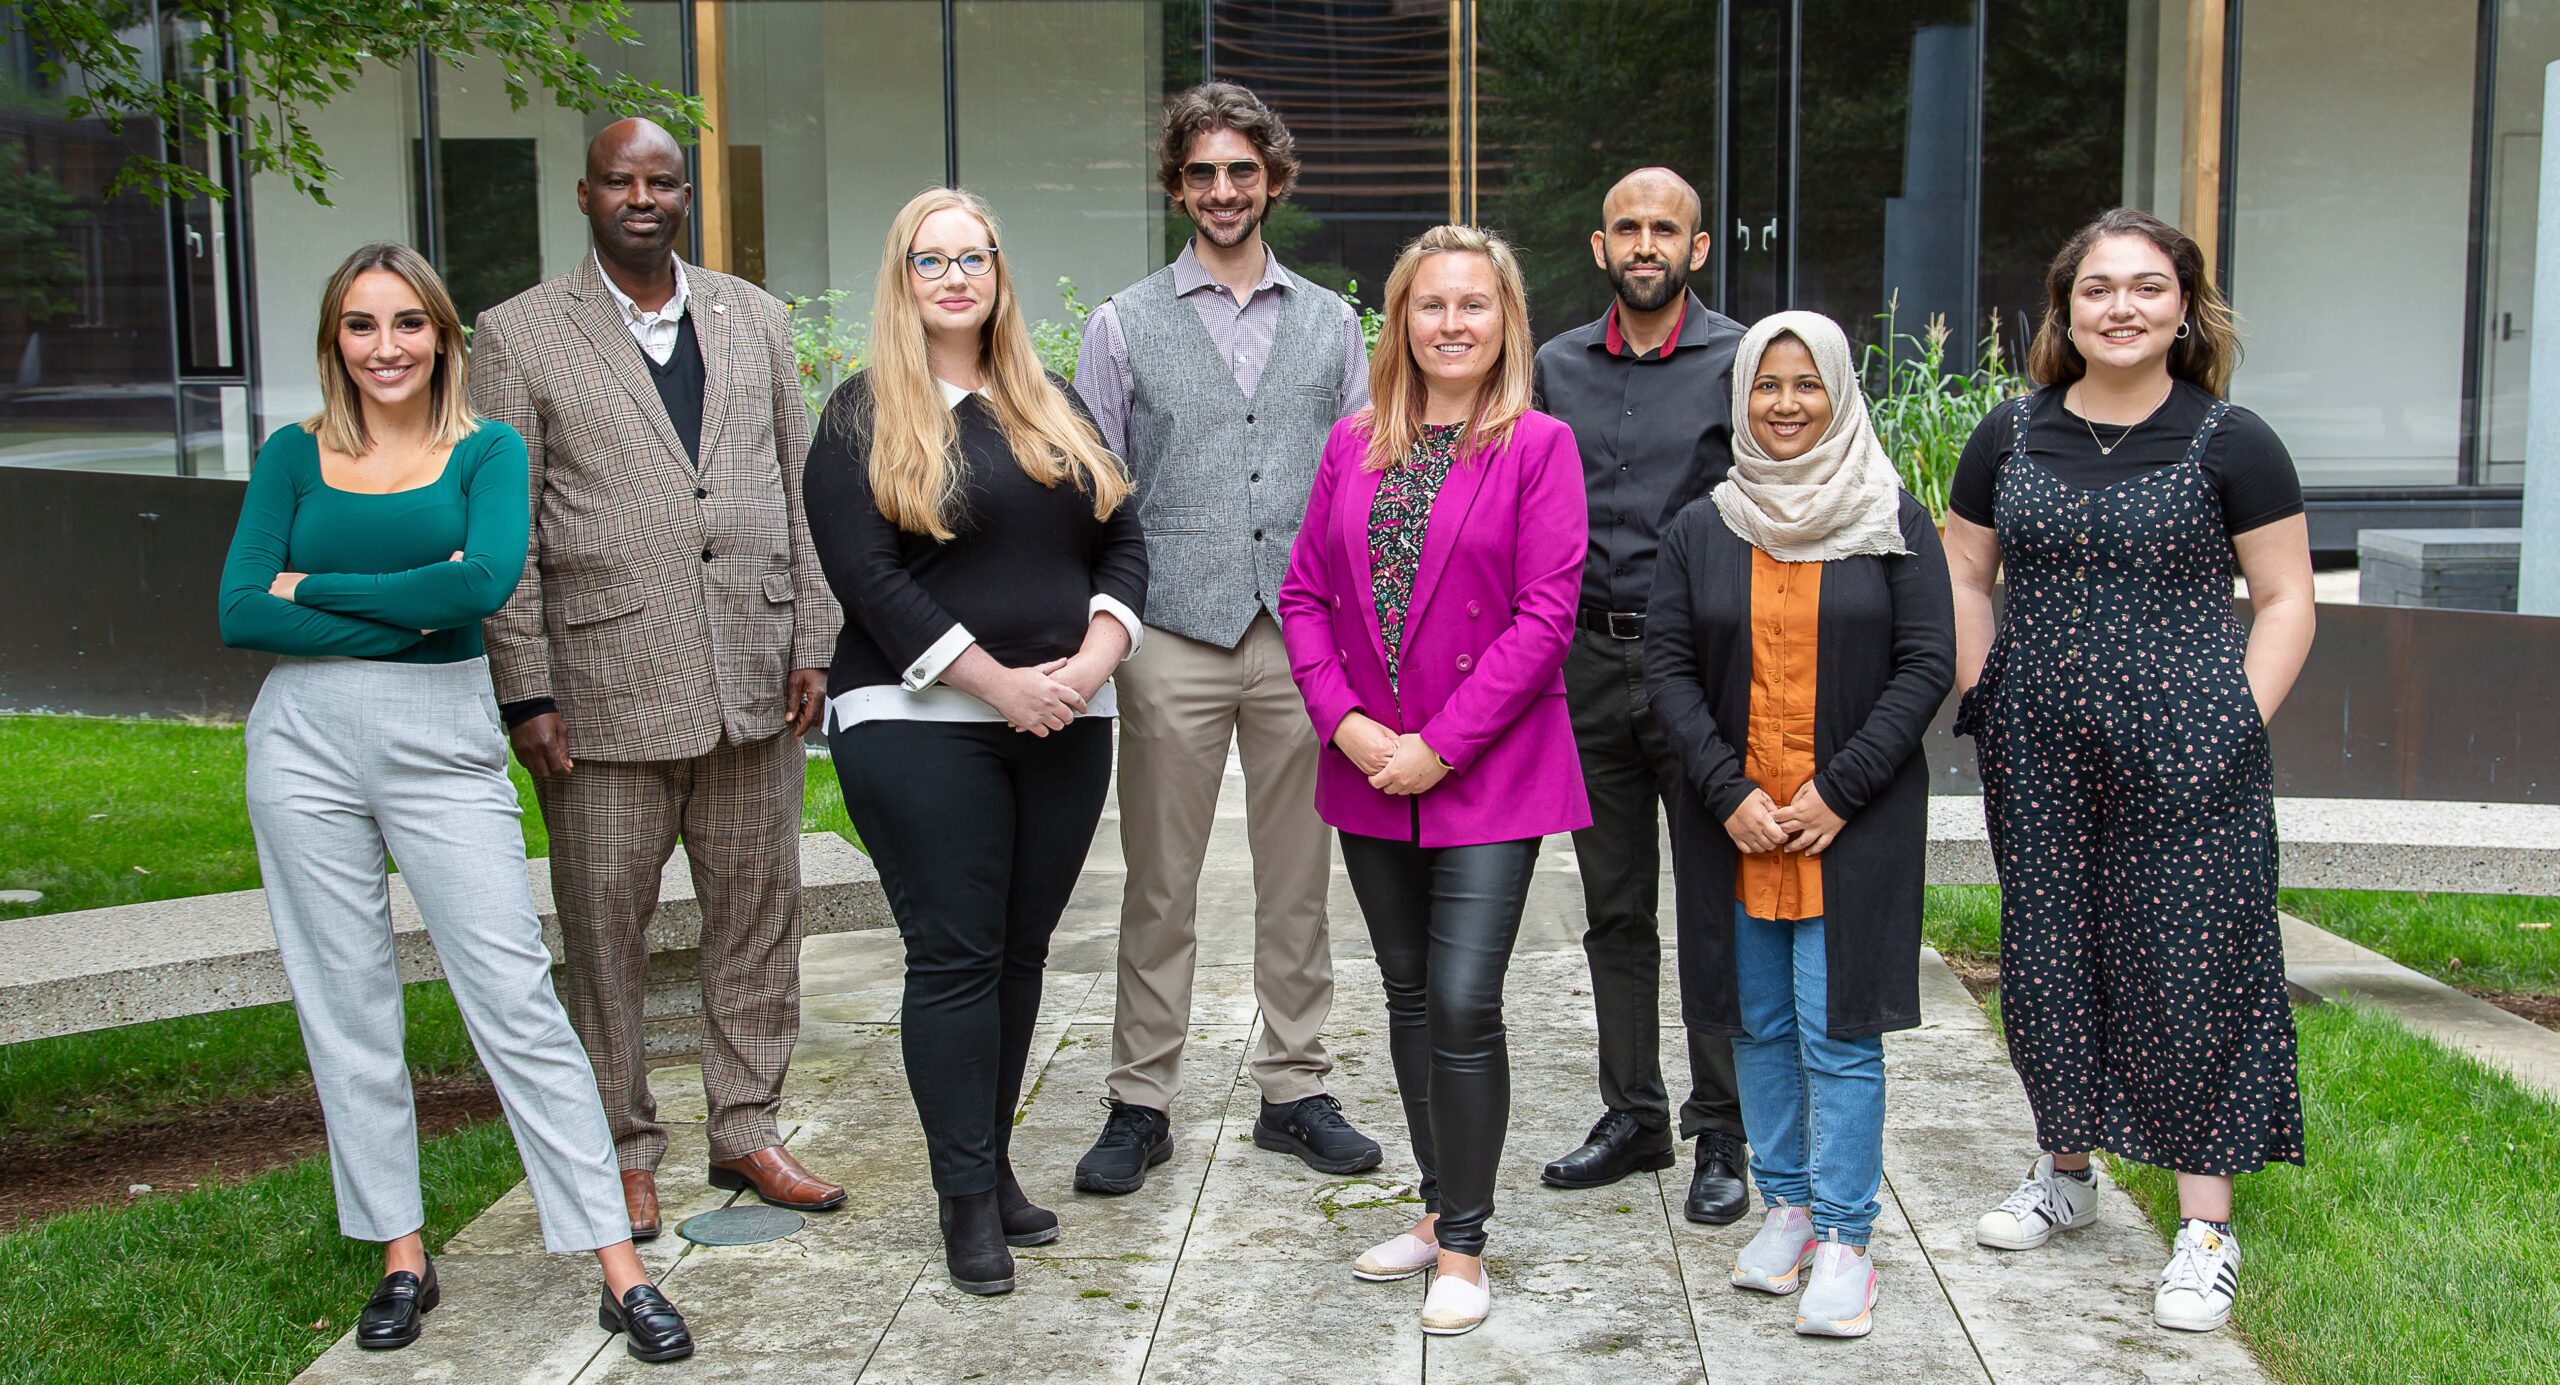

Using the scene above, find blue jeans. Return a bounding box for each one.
[1731,902,1886,1246]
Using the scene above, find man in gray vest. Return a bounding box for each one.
[1071,81,1380,1193]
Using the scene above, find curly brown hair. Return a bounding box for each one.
[1156,82,1301,203]
[2026,207,2241,397]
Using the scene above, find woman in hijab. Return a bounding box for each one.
[1643,311,1954,1340]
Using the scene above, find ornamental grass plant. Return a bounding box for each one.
[1862,291,2029,520]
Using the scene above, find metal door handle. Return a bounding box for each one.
[1760,217,1779,249]
[1734,219,1752,251]
[186,226,206,259]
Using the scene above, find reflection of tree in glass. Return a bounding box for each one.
[0,145,89,332]
[1979,0,2128,362]
[1476,0,1720,345]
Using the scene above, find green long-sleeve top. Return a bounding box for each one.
[218,419,531,662]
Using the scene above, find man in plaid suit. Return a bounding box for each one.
[471,119,845,1238]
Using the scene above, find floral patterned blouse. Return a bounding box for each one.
[1368,421,1468,695]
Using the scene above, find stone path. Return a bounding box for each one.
[2281,911,2560,1105]
[299,768,2267,1384]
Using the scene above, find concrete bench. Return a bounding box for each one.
[0,833,890,1052]
[1923,795,2560,896]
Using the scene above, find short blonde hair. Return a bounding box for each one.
[1358,225,1536,472]
[304,242,477,456]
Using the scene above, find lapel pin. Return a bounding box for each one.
[712,303,727,315]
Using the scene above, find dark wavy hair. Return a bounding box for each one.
[1156,81,1301,203]
[2026,207,2241,398]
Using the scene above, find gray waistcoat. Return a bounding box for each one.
[1114,263,1347,648]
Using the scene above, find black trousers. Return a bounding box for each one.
[829,717,1112,1196]
[1563,628,1741,1139]
[1338,828,1540,1257]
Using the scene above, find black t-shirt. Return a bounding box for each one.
[1949,380,2303,536]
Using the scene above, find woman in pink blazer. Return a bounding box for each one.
[1277,224,1590,1337]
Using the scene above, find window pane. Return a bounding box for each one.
[2474,0,2560,486]
[720,0,943,313]
[953,1,1166,328]
[1476,0,1719,344]
[1979,0,2164,368]
[2230,0,2476,488]
[246,57,423,440]
[1198,0,1453,308]
[0,5,179,475]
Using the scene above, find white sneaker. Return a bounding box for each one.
[1731,1203,1817,1294]
[1420,1265,1491,1336]
[1795,1231,1877,1338]
[2154,1220,2241,1332]
[1353,1232,1439,1282]
[1975,1154,2100,1250]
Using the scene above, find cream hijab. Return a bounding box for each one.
[1709,310,1910,562]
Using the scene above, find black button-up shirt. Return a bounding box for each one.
[1530,291,1746,615]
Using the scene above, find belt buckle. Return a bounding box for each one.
[1606,611,1644,640]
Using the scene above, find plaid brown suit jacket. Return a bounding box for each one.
[471,256,840,762]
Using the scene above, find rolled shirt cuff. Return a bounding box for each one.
[1089,595,1145,661]
[901,623,975,691]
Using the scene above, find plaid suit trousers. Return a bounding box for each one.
[535,730,805,1169]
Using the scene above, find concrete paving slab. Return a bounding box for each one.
[2279,911,2560,1105]
[295,1252,613,1384]
[857,1256,1173,1385]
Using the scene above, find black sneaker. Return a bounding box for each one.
[1251,1093,1383,1175]
[1074,1099,1172,1195]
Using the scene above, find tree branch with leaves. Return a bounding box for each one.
[16,0,703,205]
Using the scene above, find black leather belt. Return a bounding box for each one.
[1577,607,1645,640]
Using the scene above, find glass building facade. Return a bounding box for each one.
[1,0,2544,538]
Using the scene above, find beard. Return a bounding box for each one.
[1188,196,1263,249]
[1609,254,1688,313]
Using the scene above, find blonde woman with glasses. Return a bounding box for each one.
[217,242,690,1363]
[801,188,1145,1298]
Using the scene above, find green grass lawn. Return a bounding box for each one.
[2281,887,2560,995]
[0,713,856,920]
[0,1119,528,1384]
[2106,1000,2560,1385]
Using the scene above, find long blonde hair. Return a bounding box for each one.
[853,188,1127,539]
[304,242,477,455]
[1358,224,1535,472]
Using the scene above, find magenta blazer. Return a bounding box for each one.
[1277,409,1592,848]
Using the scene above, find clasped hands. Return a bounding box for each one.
[1723,780,1846,857]
[1332,710,1448,796]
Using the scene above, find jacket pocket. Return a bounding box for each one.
[559,581,645,628]
[762,572,797,604]
[1146,504,1212,535]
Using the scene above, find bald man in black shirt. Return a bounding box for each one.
[1529,168,1750,1225]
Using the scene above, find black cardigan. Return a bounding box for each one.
[802,372,1147,698]
[1642,492,1955,1039]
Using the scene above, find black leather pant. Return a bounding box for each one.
[1338,829,1540,1256]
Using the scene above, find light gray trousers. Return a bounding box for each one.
[245,656,626,1253]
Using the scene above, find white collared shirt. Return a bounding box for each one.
[596,252,692,365]
[824,378,1144,732]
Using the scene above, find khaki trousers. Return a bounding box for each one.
[533,730,805,1171]
[1109,615,1333,1110]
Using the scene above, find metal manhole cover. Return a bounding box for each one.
[677,1204,804,1245]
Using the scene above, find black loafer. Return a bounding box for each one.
[1251,1094,1383,1175]
[355,1260,439,1351]
[1541,1110,1675,1189]
[1074,1099,1173,1195]
[1684,1130,1751,1226]
[599,1282,695,1363]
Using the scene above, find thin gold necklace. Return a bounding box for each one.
[2074,381,2174,457]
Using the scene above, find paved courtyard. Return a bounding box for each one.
[299,766,2267,1384]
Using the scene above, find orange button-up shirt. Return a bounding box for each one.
[1737,547,1823,921]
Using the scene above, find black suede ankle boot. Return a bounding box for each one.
[995,1162,1060,1247]
[938,1190,1016,1295]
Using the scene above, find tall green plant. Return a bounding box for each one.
[1861,291,2028,520]
[781,289,866,422]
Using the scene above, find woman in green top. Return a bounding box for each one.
[218,243,691,1364]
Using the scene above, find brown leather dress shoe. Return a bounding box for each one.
[708,1146,847,1211]
[621,1169,662,1242]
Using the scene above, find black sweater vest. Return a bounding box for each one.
[647,313,707,467]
